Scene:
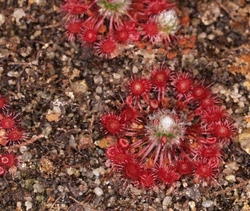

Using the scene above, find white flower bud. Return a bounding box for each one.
[160,116,175,131]
[156,9,179,35]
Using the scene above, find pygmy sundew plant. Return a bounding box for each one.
[101,67,236,188]
[0,95,27,176]
[0,96,27,147]
[60,0,179,58]
[0,153,17,176]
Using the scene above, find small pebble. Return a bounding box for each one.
[94,187,103,196]
[239,132,250,155]
[132,65,138,73]
[7,71,19,77]
[22,152,32,162]
[94,179,101,186]
[19,146,28,154]
[24,198,33,210]
[70,80,88,94]
[92,166,104,177]
[197,32,206,40]
[13,8,26,23]
[162,196,172,208]
[33,30,41,38]
[0,13,5,26]
[188,201,196,211]
[207,34,215,40]
[33,183,44,193]
[225,174,236,182]
[66,167,75,176]
[96,86,102,94]
[113,73,121,80]
[94,75,103,84]
[202,200,213,208]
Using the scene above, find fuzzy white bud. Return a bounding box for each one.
[156,9,179,35]
[97,0,131,17]
[160,116,175,131]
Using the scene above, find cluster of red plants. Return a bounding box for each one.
[101,67,236,188]
[0,95,26,176]
[60,0,179,58]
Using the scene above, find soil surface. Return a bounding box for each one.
[0,0,250,211]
